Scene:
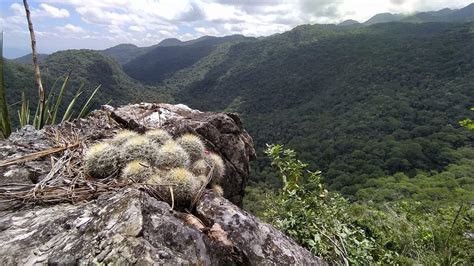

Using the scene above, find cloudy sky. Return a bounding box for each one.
[1,0,472,58]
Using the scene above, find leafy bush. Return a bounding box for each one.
[251,144,474,264]
[262,144,375,264]
[350,202,474,264]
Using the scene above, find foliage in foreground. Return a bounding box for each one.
[254,144,474,264]
[261,144,375,264]
[16,76,99,132]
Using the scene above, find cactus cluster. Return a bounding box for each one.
[83,130,226,208]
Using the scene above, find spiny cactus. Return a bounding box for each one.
[84,142,121,178]
[191,159,209,176]
[110,130,139,145]
[154,140,190,169]
[151,167,202,205]
[204,152,225,183]
[121,160,153,182]
[176,134,205,162]
[147,171,165,185]
[120,135,156,163]
[146,129,172,145]
[197,174,209,187]
[83,129,226,208]
[211,184,224,197]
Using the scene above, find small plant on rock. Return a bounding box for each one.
[120,135,155,163]
[82,129,227,209]
[84,143,121,178]
[154,140,190,169]
[176,134,205,162]
[121,160,153,182]
[191,159,209,176]
[146,129,172,145]
[111,130,139,145]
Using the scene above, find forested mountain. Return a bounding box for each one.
[122,35,253,84]
[338,19,361,26]
[4,49,162,123]
[362,3,474,24]
[12,53,49,65]
[99,38,183,65]
[154,22,474,197]
[4,8,474,263]
[364,13,405,25]
[100,44,151,65]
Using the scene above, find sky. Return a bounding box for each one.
[1,0,473,58]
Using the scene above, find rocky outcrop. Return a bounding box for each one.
[105,103,256,205]
[1,103,255,205]
[0,188,324,264]
[0,103,324,264]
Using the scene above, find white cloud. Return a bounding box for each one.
[10,3,25,16]
[195,26,220,36]
[56,24,85,33]
[129,25,145,32]
[40,4,70,18]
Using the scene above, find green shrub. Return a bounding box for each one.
[262,144,375,264]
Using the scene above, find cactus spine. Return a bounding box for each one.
[120,135,156,163]
[84,142,121,178]
[111,130,139,145]
[154,140,190,169]
[176,134,205,162]
[146,129,172,145]
[121,160,153,182]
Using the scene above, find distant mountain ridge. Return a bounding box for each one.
[338,19,361,26]
[11,3,474,65]
[122,34,253,84]
[361,3,474,25]
[11,53,49,65]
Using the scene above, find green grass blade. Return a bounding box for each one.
[17,92,30,127]
[61,89,83,123]
[51,76,69,124]
[77,84,100,119]
[33,101,40,129]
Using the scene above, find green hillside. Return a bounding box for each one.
[160,22,474,196]
[5,49,165,125]
[100,44,152,65]
[363,3,474,24]
[11,53,49,65]
[123,35,253,84]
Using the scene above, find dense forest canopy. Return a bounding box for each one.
[169,22,474,197]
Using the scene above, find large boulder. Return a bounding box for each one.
[0,103,324,264]
[105,103,256,205]
[0,188,324,264]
